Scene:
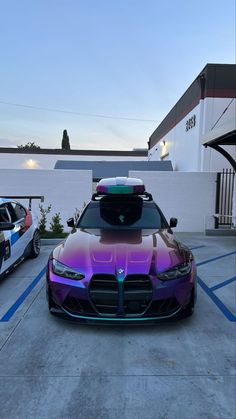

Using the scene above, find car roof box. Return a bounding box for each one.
[96,177,145,195]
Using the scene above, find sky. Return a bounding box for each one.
[0,0,235,150]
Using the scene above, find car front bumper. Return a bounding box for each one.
[47,262,196,323]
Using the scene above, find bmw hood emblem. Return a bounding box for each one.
[117,268,124,274]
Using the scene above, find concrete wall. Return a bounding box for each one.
[0,169,92,231]
[0,169,217,232]
[129,171,216,232]
[0,153,146,170]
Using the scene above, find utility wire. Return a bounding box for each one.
[0,100,158,123]
[211,98,235,131]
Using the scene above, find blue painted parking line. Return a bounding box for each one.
[210,276,236,292]
[190,245,206,250]
[197,276,236,322]
[196,251,236,267]
[0,266,46,322]
[196,251,236,321]
[1,249,235,323]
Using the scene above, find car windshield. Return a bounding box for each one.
[77,196,168,229]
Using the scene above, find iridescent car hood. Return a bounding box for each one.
[53,228,192,276]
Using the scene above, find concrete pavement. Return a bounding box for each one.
[0,234,235,419]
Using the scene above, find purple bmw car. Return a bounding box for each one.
[46,177,196,323]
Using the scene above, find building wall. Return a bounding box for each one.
[148,103,201,171]
[129,171,216,232]
[176,102,202,172]
[202,97,235,134]
[0,169,92,231]
[201,97,236,171]
[0,152,146,170]
[149,96,236,173]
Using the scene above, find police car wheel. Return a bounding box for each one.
[29,230,41,258]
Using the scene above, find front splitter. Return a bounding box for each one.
[50,305,183,324]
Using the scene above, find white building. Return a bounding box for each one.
[148,63,236,172]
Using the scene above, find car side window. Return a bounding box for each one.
[0,205,11,223]
[7,203,27,222]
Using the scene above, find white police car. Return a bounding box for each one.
[0,198,40,278]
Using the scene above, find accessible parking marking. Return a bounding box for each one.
[197,276,236,322]
[195,251,236,322]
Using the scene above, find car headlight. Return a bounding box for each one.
[157,261,192,281]
[52,259,85,280]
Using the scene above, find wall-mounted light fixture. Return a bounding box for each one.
[161,140,166,146]
[23,159,39,169]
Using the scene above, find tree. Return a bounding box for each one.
[50,212,64,234]
[17,141,41,150]
[38,204,52,234]
[61,130,70,150]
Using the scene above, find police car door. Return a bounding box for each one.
[0,204,14,275]
[5,202,29,262]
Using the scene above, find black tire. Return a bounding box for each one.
[29,230,41,258]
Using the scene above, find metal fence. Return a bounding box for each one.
[215,169,235,228]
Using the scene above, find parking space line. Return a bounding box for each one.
[189,245,206,250]
[0,267,46,322]
[1,249,235,323]
[196,251,236,321]
[210,276,236,292]
[196,251,236,267]
[197,276,236,322]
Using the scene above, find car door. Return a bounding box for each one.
[5,202,28,262]
[0,230,5,275]
[0,204,14,274]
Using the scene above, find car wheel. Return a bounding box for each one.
[29,230,41,258]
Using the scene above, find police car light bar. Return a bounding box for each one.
[96,177,145,195]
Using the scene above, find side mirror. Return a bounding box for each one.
[67,217,75,228]
[169,218,178,228]
[0,222,15,231]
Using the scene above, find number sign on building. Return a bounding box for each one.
[186,115,196,132]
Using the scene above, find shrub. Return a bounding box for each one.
[50,212,64,234]
[17,141,40,150]
[38,204,52,234]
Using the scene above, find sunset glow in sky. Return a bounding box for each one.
[0,0,235,150]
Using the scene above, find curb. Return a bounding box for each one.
[205,229,236,236]
[41,238,65,246]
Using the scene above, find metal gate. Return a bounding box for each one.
[215,169,235,228]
